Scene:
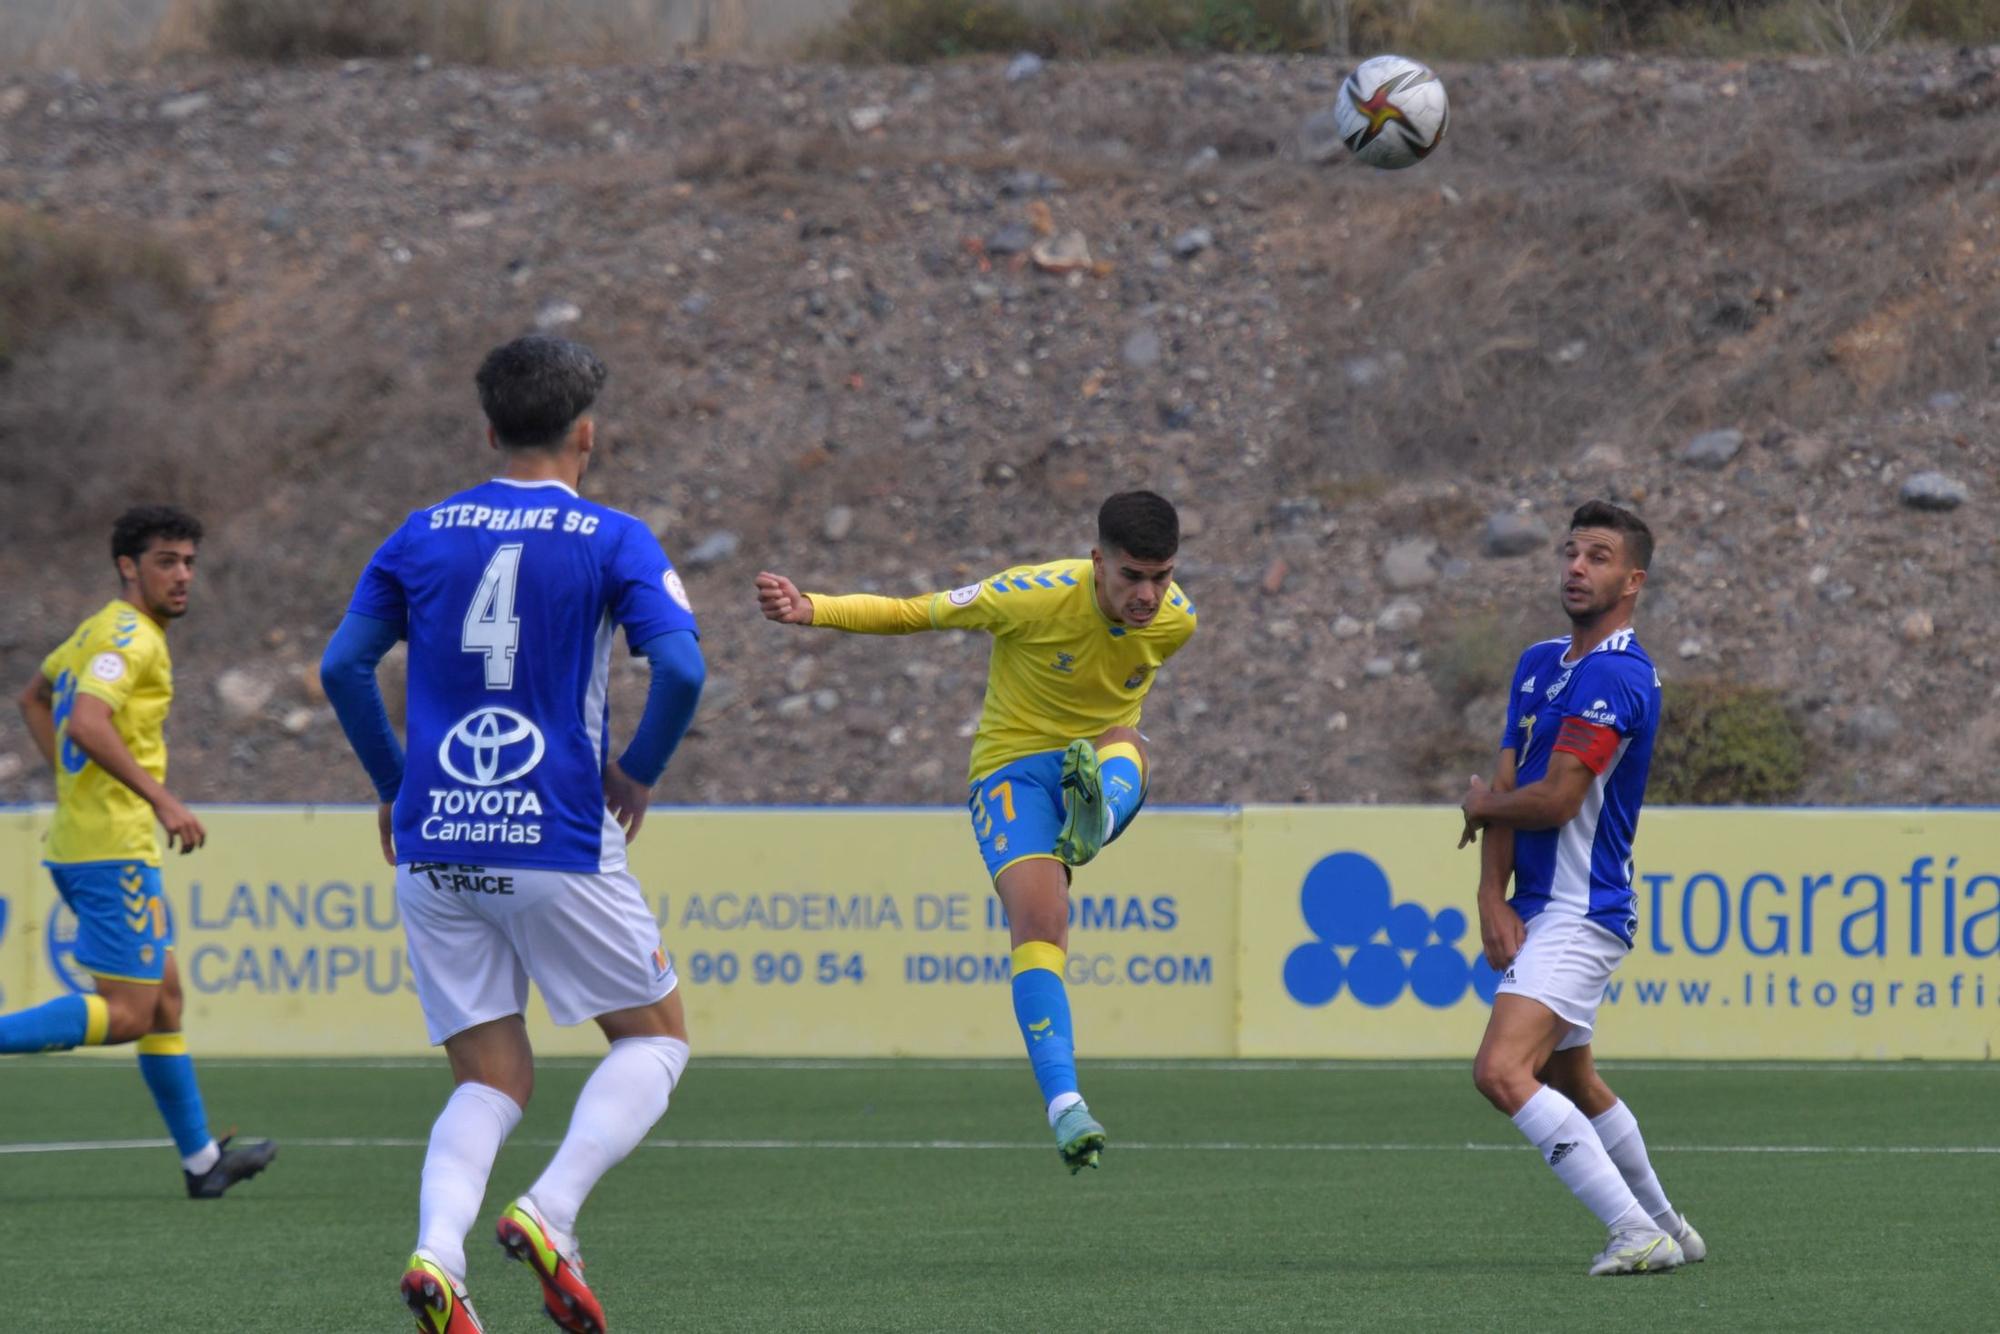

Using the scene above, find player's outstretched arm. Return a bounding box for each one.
[755,572,815,625]
[64,693,207,853]
[755,571,933,635]
[16,672,56,769]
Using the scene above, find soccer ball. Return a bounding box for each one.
[1334,55,1449,170]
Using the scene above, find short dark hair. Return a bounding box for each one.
[111,505,202,566]
[1570,500,1653,571]
[1098,490,1180,562]
[475,334,609,448]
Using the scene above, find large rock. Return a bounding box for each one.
[214,669,275,720]
[1376,599,1424,633]
[1680,428,1743,470]
[1481,512,1548,558]
[1900,472,1968,510]
[682,530,740,568]
[1121,327,1162,370]
[1381,538,1439,590]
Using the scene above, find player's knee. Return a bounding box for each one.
[1471,1052,1530,1110]
[151,990,184,1034]
[1095,726,1144,753]
[101,993,157,1044]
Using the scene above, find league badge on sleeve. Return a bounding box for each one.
[90,651,127,683]
[664,570,693,612]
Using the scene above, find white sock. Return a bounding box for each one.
[1511,1085,1649,1232]
[1047,1090,1084,1125]
[182,1140,220,1174]
[416,1082,523,1280]
[528,1036,690,1242]
[1592,1100,1678,1231]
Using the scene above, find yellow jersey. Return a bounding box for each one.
[40,600,173,866]
[808,558,1197,782]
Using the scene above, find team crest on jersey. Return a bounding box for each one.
[1123,666,1152,689]
[947,583,982,607]
[663,570,692,612]
[89,651,126,683]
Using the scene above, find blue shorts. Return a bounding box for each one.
[966,749,1144,880]
[47,861,173,983]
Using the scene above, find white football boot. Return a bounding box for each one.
[1588,1226,1686,1276]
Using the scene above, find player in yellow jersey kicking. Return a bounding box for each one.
[756,491,1195,1171]
[8,506,276,1197]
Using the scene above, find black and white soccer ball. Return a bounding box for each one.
[1334,54,1449,170]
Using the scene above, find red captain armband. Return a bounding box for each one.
[1553,717,1621,774]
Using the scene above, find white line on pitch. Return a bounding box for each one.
[3,1137,1996,1156]
[14,1057,2000,1074]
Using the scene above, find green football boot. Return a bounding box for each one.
[1054,1100,1107,1173]
[1055,740,1108,867]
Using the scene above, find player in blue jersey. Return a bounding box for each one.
[1458,500,1705,1277]
[321,335,706,1334]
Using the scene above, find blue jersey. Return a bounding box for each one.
[1501,629,1661,946]
[348,478,698,873]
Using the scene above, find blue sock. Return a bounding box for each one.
[1011,943,1079,1111]
[137,1034,214,1159]
[0,993,108,1053]
[1097,743,1146,840]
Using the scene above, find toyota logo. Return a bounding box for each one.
[438,707,546,786]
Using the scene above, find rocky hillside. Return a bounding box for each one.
[0,48,1995,809]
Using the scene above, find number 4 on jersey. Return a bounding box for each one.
[463,544,523,689]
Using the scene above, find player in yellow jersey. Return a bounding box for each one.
[756,491,1195,1171]
[8,506,276,1198]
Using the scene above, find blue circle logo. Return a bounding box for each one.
[45,902,96,996]
[1283,852,1501,1008]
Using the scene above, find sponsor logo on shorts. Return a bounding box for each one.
[1283,851,1504,1010]
[412,863,517,895]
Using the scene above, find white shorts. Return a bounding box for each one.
[1495,911,1628,1051]
[396,862,677,1045]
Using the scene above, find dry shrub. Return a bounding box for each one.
[0,215,205,540]
[674,124,853,184]
[1650,680,1807,804]
[0,207,191,366]
[206,0,428,58]
[200,0,682,65]
[1902,0,2000,38]
[814,0,1041,60]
